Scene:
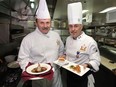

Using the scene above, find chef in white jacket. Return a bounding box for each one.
[17,0,64,87]
[65,2,101,87]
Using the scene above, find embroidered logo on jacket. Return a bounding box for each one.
[80,44,87,51]
[76,44,87,58]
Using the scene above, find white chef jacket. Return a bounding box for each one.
[65,32,100,71]
[18,27,64,71]
[65,32,101,87]
[18,27,64,87]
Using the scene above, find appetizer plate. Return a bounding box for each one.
[29,68,55,80]
[64,64,90,76]
[54,60,90,76]
[54,60,69,66]
[26,63,51,75]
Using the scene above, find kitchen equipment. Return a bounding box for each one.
[112,32,116,38]
[0,59,7,85]
[3,69,22,87]
[0,59,7,73]
[7,61,20,69]
[4,55,16,63]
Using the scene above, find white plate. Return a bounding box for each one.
[54,60,69,66]
[26,63,51,75]
[30,68,55,80]
[64,64,90,76]
[54,60,90,76]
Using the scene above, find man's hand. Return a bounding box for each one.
[82,63,92,69]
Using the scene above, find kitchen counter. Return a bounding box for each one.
[101,56,116,70]
[93,56,116,87]
[100,56,116,76]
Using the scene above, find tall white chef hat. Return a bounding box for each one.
[36,0,50,19]
[68,2,82,24]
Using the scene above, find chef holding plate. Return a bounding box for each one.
[17,0,64,87]
[65,2,101,87]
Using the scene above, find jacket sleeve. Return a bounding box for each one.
[88,41,101,72]
[17,37,31,72]
[58,35,64,56]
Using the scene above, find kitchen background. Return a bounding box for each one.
[0,0,116,87]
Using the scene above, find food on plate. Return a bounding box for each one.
[69,65,81,73]
[31,64,47,73]
[58,57,66,62]
[69,65,75,69]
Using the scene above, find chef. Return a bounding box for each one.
[17,0,64,87]
[65,2,101,87]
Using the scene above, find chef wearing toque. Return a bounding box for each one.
[17,0,64,87]
[65,2,101,87]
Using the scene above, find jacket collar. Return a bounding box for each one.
[72,31,85,40]
[35,27,50,38]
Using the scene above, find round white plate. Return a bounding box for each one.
[30,68,55,80]
[26,63,51,75]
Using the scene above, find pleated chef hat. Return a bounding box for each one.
[68,2,82,24]
[36,0,50,19]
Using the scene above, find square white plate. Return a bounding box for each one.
[54,60,90,76]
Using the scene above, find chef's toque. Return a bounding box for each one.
[36,0,50,19]
[68,2,82,24]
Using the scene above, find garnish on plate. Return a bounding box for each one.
[69,65,81,73]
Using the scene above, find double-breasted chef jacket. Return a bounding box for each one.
[66,32,100,71]
[18,27,64,87]
[65,31,101,87]
[18,28,64,71]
